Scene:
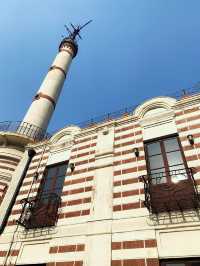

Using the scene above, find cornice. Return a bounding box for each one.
[0,171,12,183]
[174,94,200,110]
[140,110,175,128]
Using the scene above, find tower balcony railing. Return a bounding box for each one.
[17,193,61,229]
[140,168,200,214]
[0,121,51,141]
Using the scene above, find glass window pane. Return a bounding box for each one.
[149,154,164,170]
[42,176,52,192]
[166,151,184,167]
[54,187,63,196]
[58,164,67,176]
[169,167,188,183]
[47,167,57,177]
[147,142,161,156]
[55,176,65,190]
[151,169,167,184]
[164,138,179,152]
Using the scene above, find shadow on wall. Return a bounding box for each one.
[148,209,200,226]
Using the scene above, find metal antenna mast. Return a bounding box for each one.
[64,20,92,41]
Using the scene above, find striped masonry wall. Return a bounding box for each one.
[2,94,200,266]
[113,121,147,219]
[0,155,20,174]
[7,133,97,226]
[111,230,159,265]
[175,103,200,188]
[0,181,8,206]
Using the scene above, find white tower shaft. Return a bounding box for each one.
[22,39,78,133]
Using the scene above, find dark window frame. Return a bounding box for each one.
[144,134,188,184]
[38,160,69,198]
[160,258,200,266]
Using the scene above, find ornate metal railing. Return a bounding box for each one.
[0,121,51,141]
[140,168,200,214]
[16,193,61,229]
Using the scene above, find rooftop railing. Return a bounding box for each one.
[76,86,200,128]
[0,121,51,141]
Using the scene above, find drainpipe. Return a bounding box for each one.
[0,148,36,234]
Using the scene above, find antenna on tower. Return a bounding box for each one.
[64,20,92,41]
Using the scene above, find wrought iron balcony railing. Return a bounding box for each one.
[140,168,200,214]
[17,193,61,229]
[0,121,51,141]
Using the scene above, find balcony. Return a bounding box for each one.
[17,193,61,229]
[0,121,51,142]
[140,168,200,214]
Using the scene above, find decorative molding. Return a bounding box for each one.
[140,110,175,128]
[34,92,56,109]
[0,171,12,183]
[49,126,81,152]
[174,94,200,109]
[59,39,78,58]
[49,65,66,78]
[135,97,176,119]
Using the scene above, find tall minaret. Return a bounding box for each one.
[22,21,92,134]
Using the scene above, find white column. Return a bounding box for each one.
[90,125,114,221]
[22,39,77,132]
[87,234,111,266]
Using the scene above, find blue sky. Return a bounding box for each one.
[1,1,200,132]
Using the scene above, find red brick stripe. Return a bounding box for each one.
[0,164,15,171]
[111,259,159,266]
[0,159,18,166]
[145,239,157,248]
[61,197,91,207]
[74,158,95,166]
[146,259,159,266]
[185,155,199,161]
[62,186,92,196]
[50,244,84,254]
[32,155,49,164]
[115,124,140,133]
[112,259,145,266]
[113,188,144,198]
[71,167,95,175]
[112,239,157,250]
[58,209,90,219]
[114,156,145,166]
[178,123,200,132]
[114,138,143,149]
[175,107,199,116]
[64,176,93,186]
[75,136,97,144]
[7,220,16,226]
[114,130,142,141]
[48,261,83,266]
[72,143,96,152]
[114,147,144,157]
[0,155,19,163]
[114,165,146,176]
[71,150,95,159]
[113,202,141,211]
[114,178,139,187]
[0,250,19,257]
[176,114,200,125]
[28,163,46,171]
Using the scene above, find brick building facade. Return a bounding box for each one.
[1,93,200,266]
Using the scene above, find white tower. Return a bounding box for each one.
[22,37,78,135]
[22,21,92,136]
